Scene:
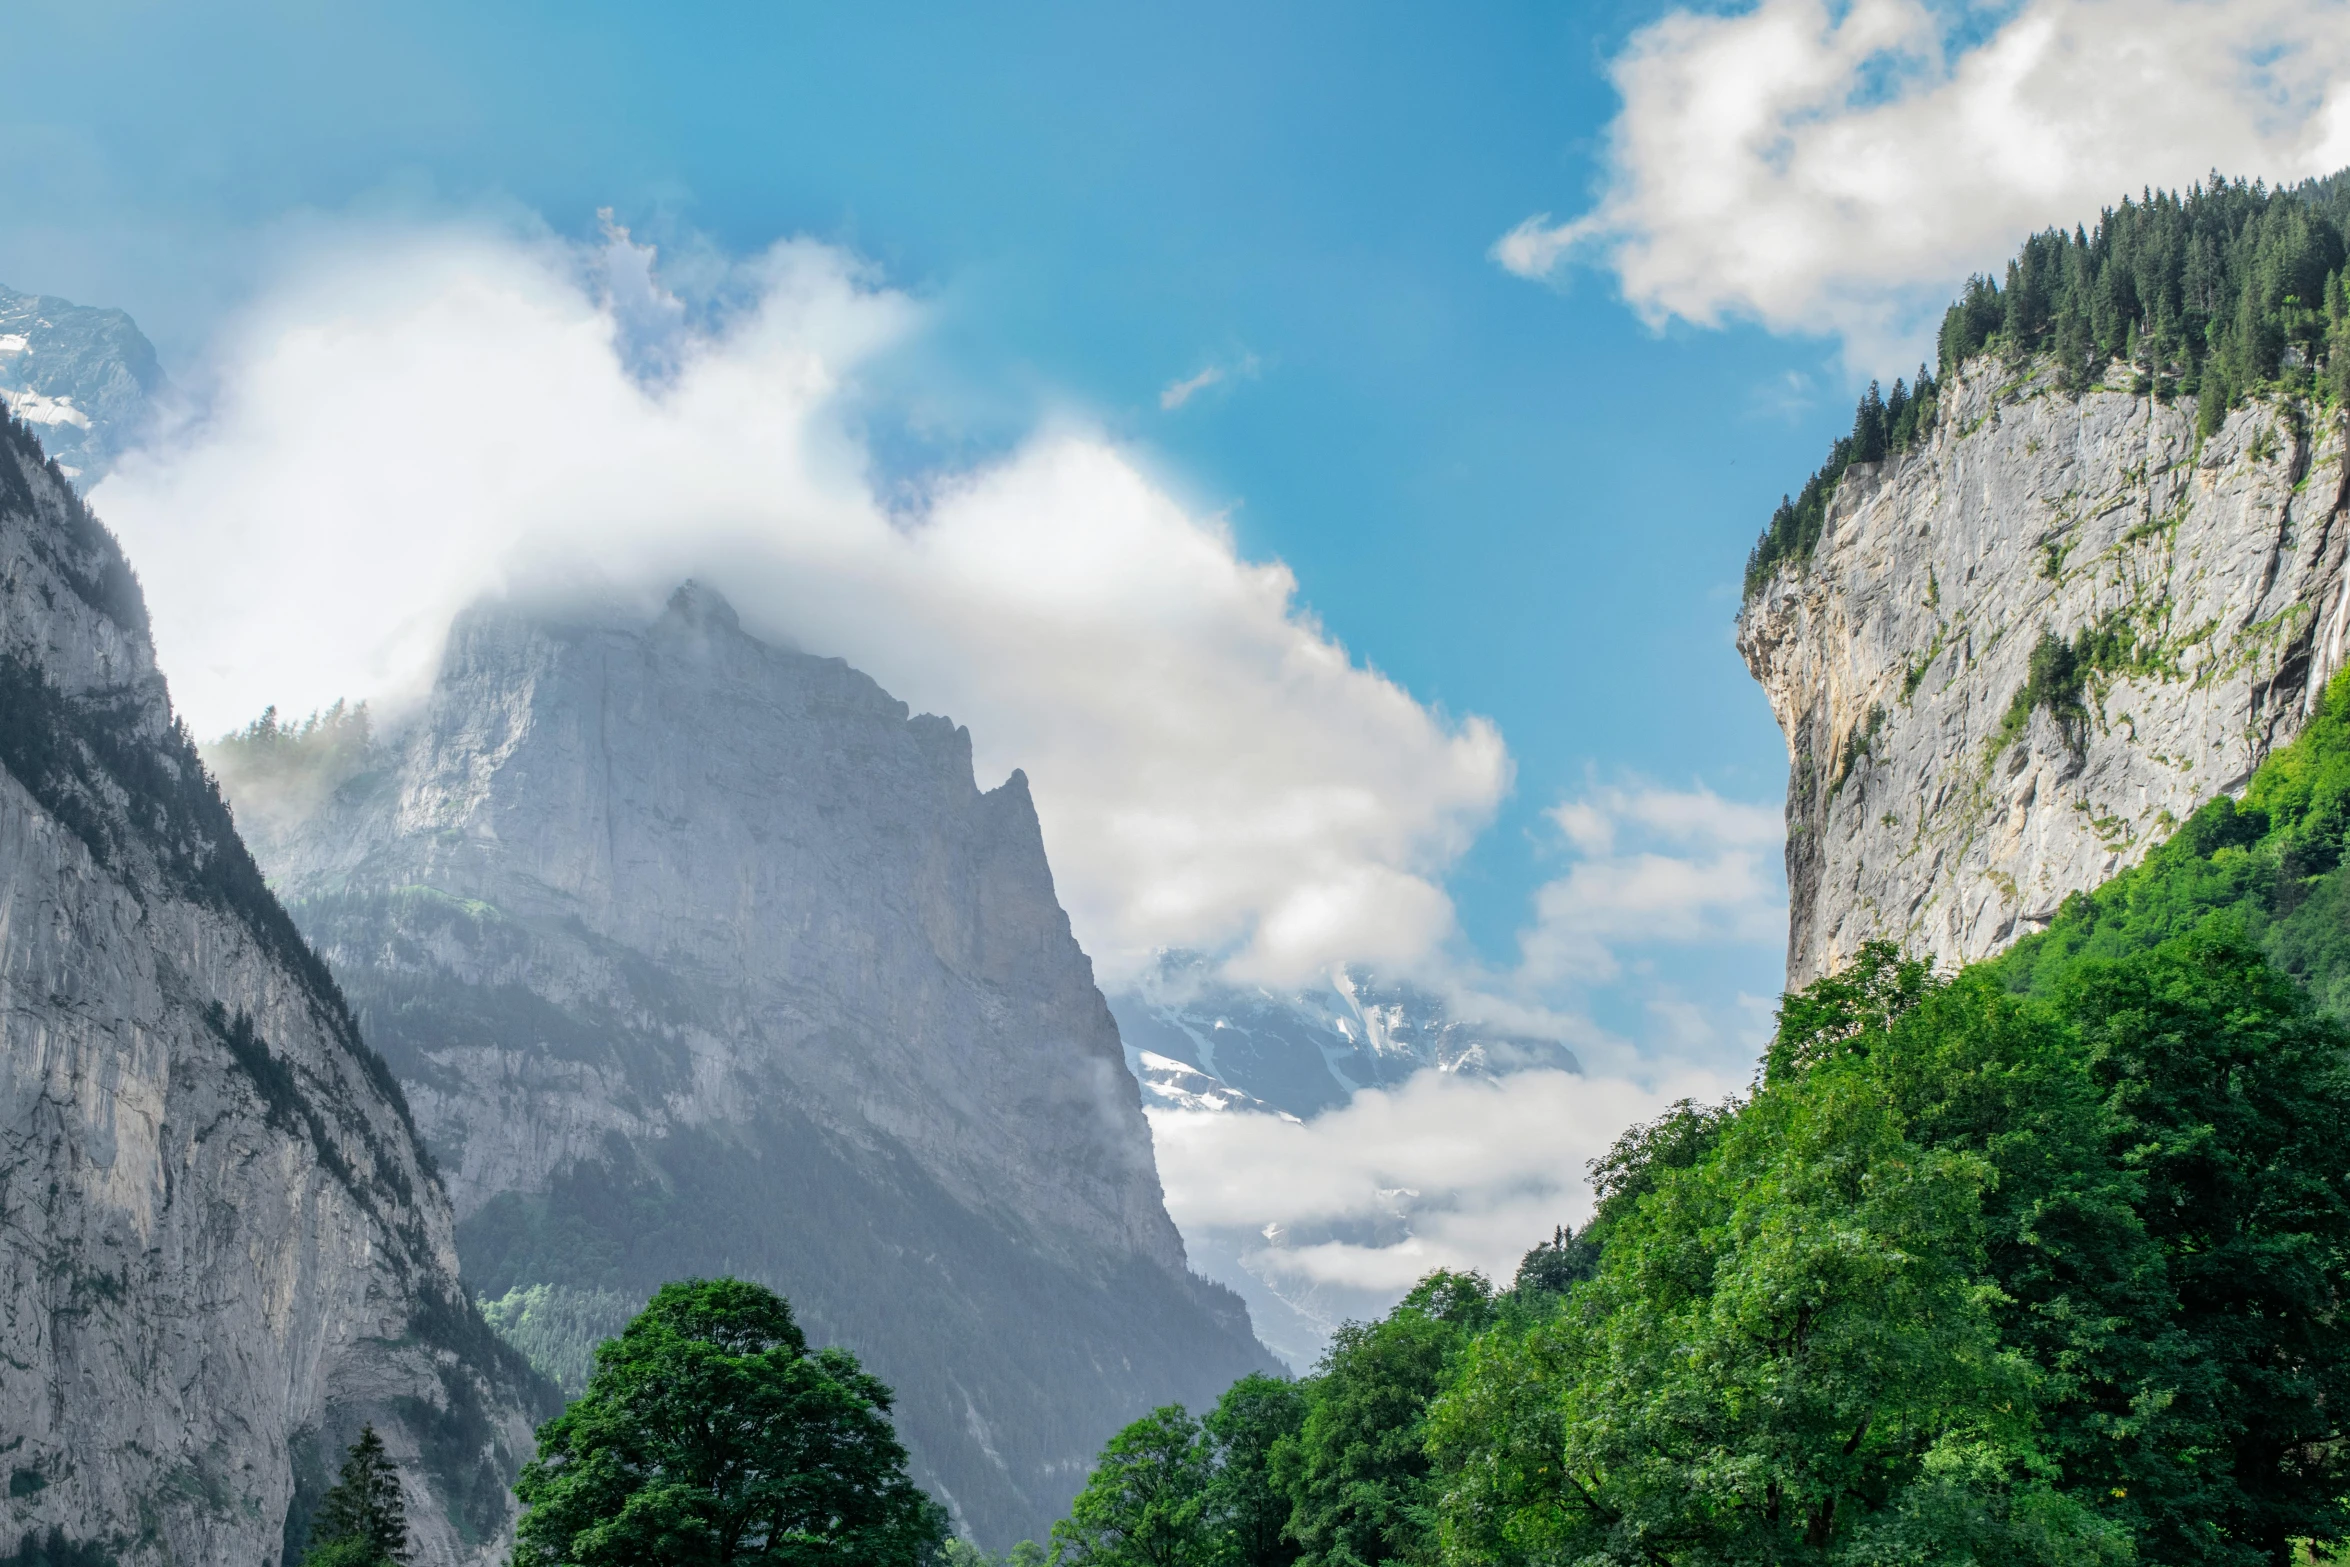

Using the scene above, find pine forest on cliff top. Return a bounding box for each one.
[1746,169,2350,598]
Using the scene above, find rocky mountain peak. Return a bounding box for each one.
[0,284,168,488]
[660,576,742,634]
[213,584,1275,1547]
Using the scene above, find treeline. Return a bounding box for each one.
[1027,672,2350,1566]
[1745,167,2350,598]
[209,698,375,779]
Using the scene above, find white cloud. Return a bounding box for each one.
[1520,781,1786,987]
[1149,1063,1737,1360]
[92,221,1506,987]
[1507,0,2350,360]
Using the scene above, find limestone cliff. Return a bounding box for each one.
[0,412,549,1564]
[212,585,1277,1549]
[1740,358,2350,983]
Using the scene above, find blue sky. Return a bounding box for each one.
[6,0,1836,1050]
[15,0,2344,1086]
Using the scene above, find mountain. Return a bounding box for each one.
[1740,357,2350,984]
[1110,951,1577,1121]
[0,285,167,488]
[0,412,549,1564]
[208,585,1279,1549]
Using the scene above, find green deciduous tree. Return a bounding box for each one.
[1433,1034,2125,1565]
[1202,1375,1305,1567]
[303,1426,411,1567]
[1276,1273,1494,1567]
[2056,926,2350,1565]
[511,1278,946,1567]
[1049,1406,1214,1567]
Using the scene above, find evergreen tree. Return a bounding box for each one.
[1851,379,1888,462]
[303,1426,410,1567]
[1507,1224,1597,1296]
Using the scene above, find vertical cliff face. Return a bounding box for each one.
[1740,359,2350,983]
[0,415,548,1565]
[215,585,1277,1549]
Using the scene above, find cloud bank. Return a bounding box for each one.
[1525,780,1785,988]
[92,222,1506,987]
[1149,1063,1738,1363]
[1136,777,1778,1362]
[1504,0,2350,359]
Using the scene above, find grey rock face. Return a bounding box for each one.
[0,286,166,488]
[0,415,546,1565]
[214,584,1278,1549]
[1739,359,2350,983]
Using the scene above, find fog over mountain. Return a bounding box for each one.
[17,257,1747,1374]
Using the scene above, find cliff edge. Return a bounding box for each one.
[1741,358,2350,982]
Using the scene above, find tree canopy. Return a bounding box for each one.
[511,1278,947,1567]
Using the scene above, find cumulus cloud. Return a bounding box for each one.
[1521,780,1785,987]
[1149,1063,1737,1363]
[1139,783,1778,1362]
[1121,775,1784,1362]
[1505,0,2350,359]
[92,220,1505,987]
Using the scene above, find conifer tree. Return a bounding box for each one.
[302,1426,411,1567]
[1852,379,1888,462]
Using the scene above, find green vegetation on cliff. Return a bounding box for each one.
[1995,667,2350,1013]
[1745,167,2350,599]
